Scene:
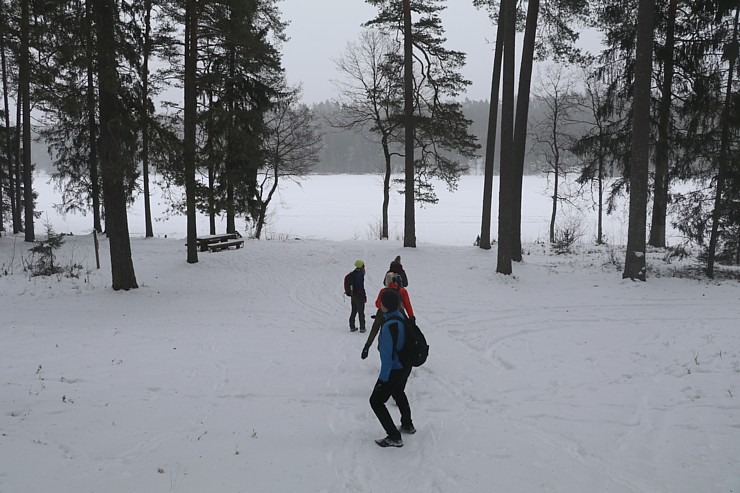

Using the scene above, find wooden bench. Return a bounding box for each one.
[207,238,244,252]
[193,232,242,252]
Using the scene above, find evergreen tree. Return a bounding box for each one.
[198,0,285,234]
[365,0,480,247]
[95,0,138,289]
[622,0,655,281]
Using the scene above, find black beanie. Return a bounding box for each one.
[380,289,401,311]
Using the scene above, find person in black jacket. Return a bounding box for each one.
[387,255,408,287]
[348,260,367,332]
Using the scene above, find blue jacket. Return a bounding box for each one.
[378,309,406,382]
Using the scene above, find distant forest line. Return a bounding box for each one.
[28,98,562,177]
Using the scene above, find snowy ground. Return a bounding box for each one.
[1,233,738,493]
[1,174,739,492]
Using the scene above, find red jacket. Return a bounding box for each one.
[375,284,414,318]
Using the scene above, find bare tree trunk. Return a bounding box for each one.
[255,165,279,239]
[549,103,562,244]
[381,134,391,239]
[706,6,739,278]
[13,90,22,232]
[511,0,540,261]
[623,0,655,281]
[480,11,504,251]
[649,0,677,248]
[226,181,236,234]
[402,0,416,248]
[1,24,11,234]
[95,0,138,290]
[208,163,216,235]
[496,0,516,274]
[184,0,198,263]
[597,150,604,244]
[225,51,237,236]
[550,167,559,243]
[142,0,154,238]
[20,0,34,242]
[86,0,102,233]
[206,93,216,235]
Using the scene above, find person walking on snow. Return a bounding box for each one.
[347,260,367,332]
[361,272,414,359]
[370,289,415,447]
[387,255,408,287]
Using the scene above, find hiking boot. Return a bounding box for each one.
[399,424,416,434]
[375,436,403,448]
[359,328,366,333]
[350,326,358,332]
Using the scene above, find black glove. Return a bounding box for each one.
[361,345,370,360]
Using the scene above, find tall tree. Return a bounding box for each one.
[184,0,198,263]
[95,0,138,289]
[198,0,285,235]
[479,9,504,251]
[706,5,740,277]
[255,87,321,238]
[39,0,104,234]
[140,0,155,238]
[19,0,33,241]
[648,0,677,248]
[332,29,403,239]
[622,0,655,281]
[573,68,617,246]
[402,0,416,248]
[0,0,11,233]
[530,65,580,244]
[365,0,479,248]
[87,0,102,233]
[496,0,516,274]
[510,0,540,261]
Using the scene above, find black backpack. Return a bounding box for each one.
[387,314,429,367]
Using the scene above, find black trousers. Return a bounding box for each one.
[349,294,365,330]
[369,366,413,440]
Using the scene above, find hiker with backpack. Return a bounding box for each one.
[387,255,408,287]
[361,272,414,359]
[369,289,415,447]
[344,260,367,333]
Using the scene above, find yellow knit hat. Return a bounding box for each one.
[354,260,365,268]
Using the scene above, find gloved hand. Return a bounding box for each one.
[361,345,370,360]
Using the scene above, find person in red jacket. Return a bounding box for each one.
[361,271,414,359]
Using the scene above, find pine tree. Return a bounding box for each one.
[365,0,479,247]
[197,0,285,234]
[95,0,138,290]
[622,0,655,281]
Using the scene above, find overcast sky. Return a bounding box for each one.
[278,1,500,104]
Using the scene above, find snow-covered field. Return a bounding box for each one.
[34,173,633,246]
[1,175,739,492]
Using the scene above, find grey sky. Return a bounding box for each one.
[278,0,499,104]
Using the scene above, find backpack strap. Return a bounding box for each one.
[384,314,406,362]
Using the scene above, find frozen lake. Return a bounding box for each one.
[32,173,654,247]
